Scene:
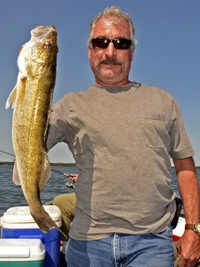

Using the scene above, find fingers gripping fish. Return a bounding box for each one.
[5,25,63,235]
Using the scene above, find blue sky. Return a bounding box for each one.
[0,0,200,165]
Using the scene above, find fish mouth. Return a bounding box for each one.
[31,25,50,37]
[30,25,57,43]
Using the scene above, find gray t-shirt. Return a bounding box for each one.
[46,82,194,240]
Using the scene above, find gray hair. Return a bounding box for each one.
[88,6,136,51]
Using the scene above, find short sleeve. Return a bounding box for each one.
[169,99,194,159]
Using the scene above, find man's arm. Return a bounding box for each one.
[173,157,200,267]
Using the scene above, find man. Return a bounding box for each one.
[46,6,200,267]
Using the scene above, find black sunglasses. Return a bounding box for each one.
[91,37,132,50]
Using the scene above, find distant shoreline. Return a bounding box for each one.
[0,162,199,169]
[0,162,76,167]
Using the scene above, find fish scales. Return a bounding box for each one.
[6,25,62,234]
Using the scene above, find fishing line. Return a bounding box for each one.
[0,150,15,157]
[0,150,70,177]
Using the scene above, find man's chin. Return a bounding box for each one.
[99,66,122,78]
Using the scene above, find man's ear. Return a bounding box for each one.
[131,48,135,61]
[88,47,91,59]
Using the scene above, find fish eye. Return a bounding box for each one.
[43,41,52,50]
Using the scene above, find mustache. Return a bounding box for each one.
[97,58,125,73]
[98,58,123,66]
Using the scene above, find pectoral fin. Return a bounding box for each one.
[5,86,17,109]
[13,162,21,185]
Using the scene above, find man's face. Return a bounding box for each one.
[88,17,134,86]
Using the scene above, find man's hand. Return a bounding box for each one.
[69,174,78,183]
[177,228,200,266]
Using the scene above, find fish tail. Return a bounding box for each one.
[31,206,67,239]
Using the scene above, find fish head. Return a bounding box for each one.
[30,25,58,62]
[18,25,58,79]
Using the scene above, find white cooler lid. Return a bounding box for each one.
[0,239,45,261]
[2,205,61,224]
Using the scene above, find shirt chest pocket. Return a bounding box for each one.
[141,114,172,151]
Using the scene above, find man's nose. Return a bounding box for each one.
[104,42,117,57]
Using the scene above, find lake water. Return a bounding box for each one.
[0,165,78,217]
[0,165,200,217]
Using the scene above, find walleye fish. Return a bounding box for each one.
[6,25,60,234]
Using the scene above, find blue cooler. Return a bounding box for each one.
[1,205,62,267]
